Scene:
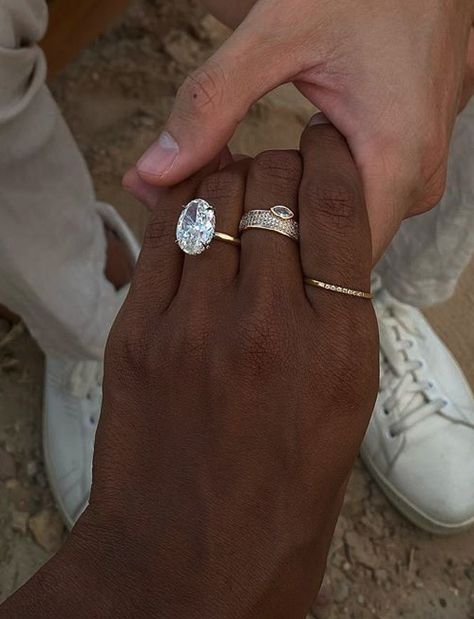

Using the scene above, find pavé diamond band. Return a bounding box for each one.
[304,278,374,300]
[176,199,240,256]
[239,206,299,242]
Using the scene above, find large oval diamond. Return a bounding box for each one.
[176,199,216,255]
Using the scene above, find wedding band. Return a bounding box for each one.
[304,278,374,299]
[176,199,240,255]
[239,206,299,242]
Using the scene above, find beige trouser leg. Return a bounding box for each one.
[377,97,474,308]
[0,0,126,360]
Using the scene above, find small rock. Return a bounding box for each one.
[347,468,370,503]
[0,447,16,480]
[360,511,386,538]
[5,478,19,490]
[0,355,19,372]
[11,510,29,534]
[345,530,380,570]
[333,580,350,603]
[198,14,230,44]
[35,471,48,489]
[374,569,389,585]
[26,460,39,477]
[163,30,203,68]
[0,321,24,348]
[140,114,155,127]
[357,594,365,605]
[29,509,64,552]
[10,485,34,513]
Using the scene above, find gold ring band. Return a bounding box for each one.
[213,231,241,247]
[304,278,373,300]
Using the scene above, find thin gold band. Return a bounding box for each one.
[304,278,373,300]
[214,231,241,247]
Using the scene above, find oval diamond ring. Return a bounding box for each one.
[176,199,240,256]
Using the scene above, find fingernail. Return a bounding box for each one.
[309,112,330,126]
[137,131,179,179]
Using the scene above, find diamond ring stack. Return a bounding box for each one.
[239,206,299,242]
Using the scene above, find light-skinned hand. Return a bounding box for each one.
[128,0,474,260]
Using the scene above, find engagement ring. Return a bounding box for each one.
[176,199,240,256]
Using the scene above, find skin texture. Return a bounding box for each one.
[130,0,474,260]
[0,125,378,618]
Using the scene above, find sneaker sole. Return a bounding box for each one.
[360,447,474,535]
[42,404,78,531]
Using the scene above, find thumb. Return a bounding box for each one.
[135,26,290,187]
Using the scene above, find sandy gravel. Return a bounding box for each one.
[1,1,473,616]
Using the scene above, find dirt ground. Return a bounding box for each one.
[1,0,474,616]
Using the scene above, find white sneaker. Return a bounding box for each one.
[361,280,474,534]
[43,204,139,528]
[44,359,103,528]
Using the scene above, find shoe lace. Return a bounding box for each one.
[379,304,474,437]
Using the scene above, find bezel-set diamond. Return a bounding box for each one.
[176,199,216,255]
[271,205,295,220]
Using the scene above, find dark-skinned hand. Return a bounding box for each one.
[1,123,378,618]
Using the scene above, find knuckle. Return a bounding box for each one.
[233,298,291,369]
[198,168,244,204]
[143,213,176,251]
[166,300,209,360]
[177,62,226,115]
[105,317,148,377]
[237,320,277,368]
[251,150,302,185]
